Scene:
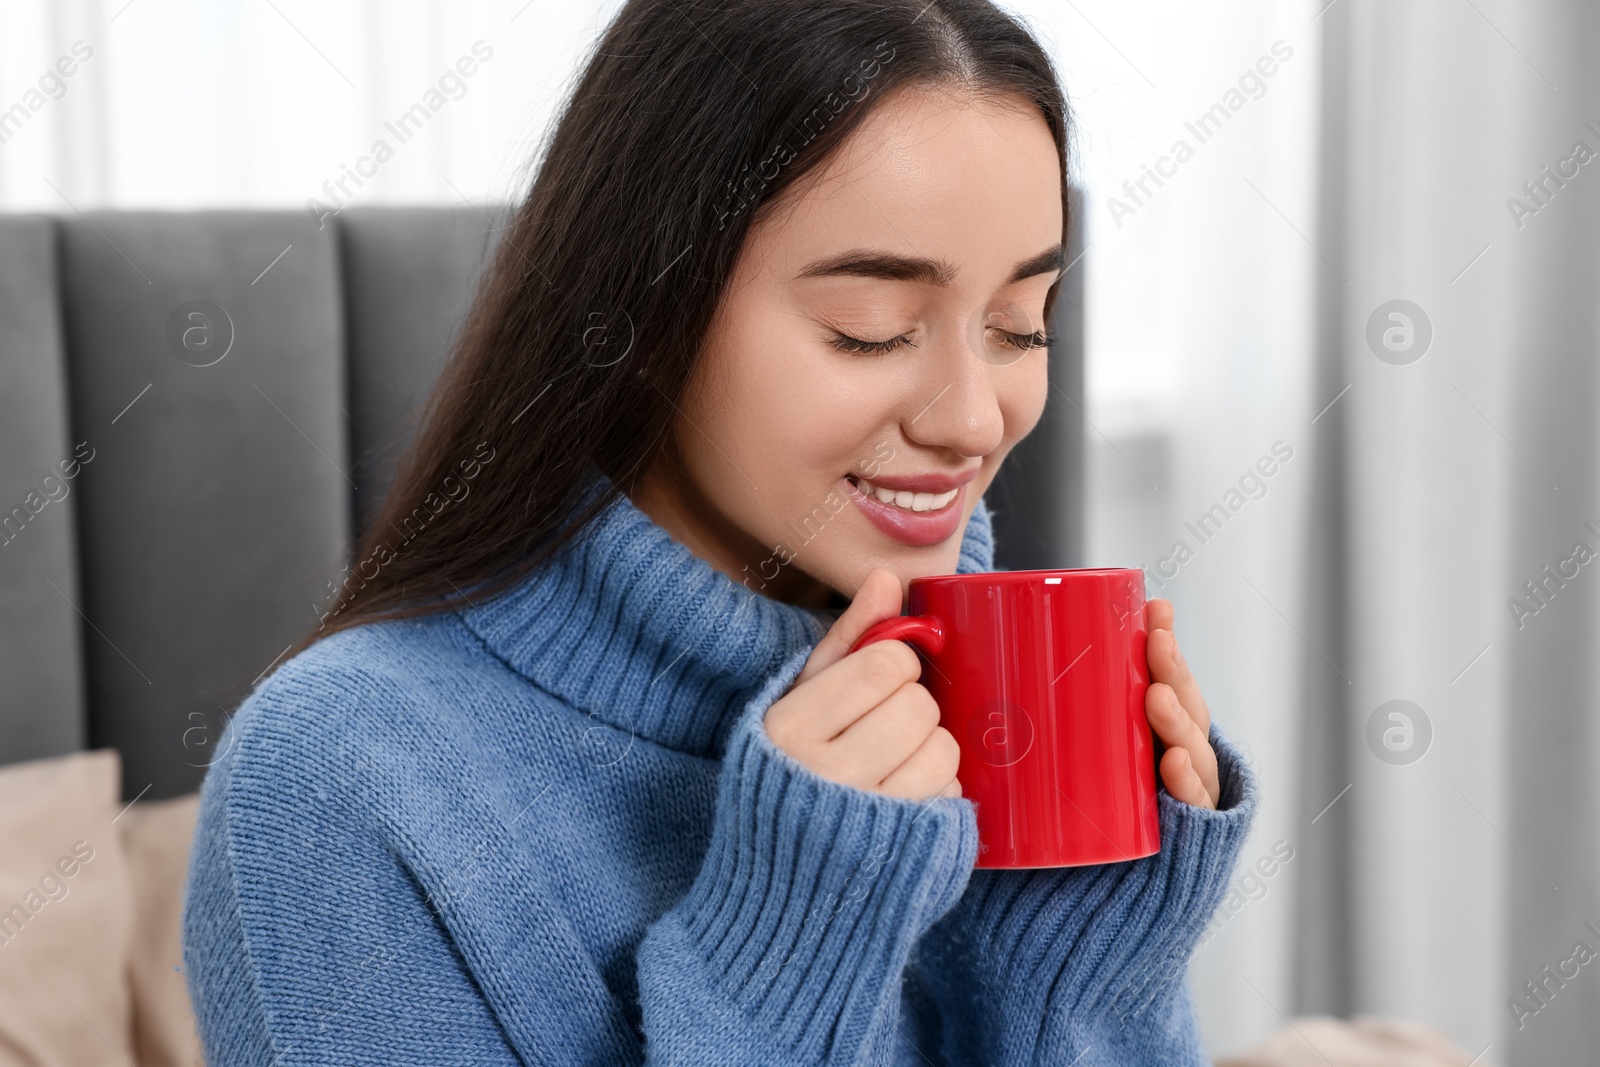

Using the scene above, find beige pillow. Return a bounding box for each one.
[1216,1015,1494,1067]
[117,794,203,1067]
[0,748,136,1067]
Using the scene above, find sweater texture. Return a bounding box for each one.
[182,467,1258,1065]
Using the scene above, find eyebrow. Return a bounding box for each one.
[796,243,1065,287]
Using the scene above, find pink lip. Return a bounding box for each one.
[841,474,968,547]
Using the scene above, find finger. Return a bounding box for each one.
[1145,681,1204,752]
[767,638,923,743]
[1147,597,1174,633]
[827,681,941,786]
[1159,746,1214,809]
[877,725,962,801]
[1146,682,1219,804]
[1146,620,1210,735]
[796,566,903,684]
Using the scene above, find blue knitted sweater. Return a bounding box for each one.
[182,469,1257,1065]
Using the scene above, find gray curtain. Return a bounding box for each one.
[1295,2,1600,1063]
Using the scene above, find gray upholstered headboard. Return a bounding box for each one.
[0,206,507,799]
[0,202,1081,802]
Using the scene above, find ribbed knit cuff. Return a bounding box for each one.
[916,721,1258,1063]
[637,646,980,1064]
[1095,722,1258,1020]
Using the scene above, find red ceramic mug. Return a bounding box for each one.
[849,568,1161,868]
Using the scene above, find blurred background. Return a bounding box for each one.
[1,1,1595,1064]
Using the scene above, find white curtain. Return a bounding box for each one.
[0,0,627,212]
[8,1,1595,1063]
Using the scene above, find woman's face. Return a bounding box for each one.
[633,84,1062,607]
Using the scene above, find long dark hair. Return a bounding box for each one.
[289,0,1074,660]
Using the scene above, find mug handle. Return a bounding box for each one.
[848,614,946,657]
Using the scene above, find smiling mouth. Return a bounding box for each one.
[844,473,960,513]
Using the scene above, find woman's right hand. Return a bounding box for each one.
[762,567,962,802]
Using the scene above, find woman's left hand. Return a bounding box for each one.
[1145,598,1221,809]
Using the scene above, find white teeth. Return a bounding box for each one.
[853,476,958,513]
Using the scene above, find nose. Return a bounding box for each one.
[901,324,1007,460]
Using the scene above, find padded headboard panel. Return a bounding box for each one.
[0,215,86,766]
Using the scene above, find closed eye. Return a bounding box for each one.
[829,328,1053,354]
[829,332,915,354]
[996,328,1053,350]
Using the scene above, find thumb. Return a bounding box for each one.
[795,567,904,684]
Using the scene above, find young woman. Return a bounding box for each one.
[183,1,1256,1063]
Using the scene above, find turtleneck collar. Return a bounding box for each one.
[454,467,997,759]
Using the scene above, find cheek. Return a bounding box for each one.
[969,355,1048,501]
[688,306,896,484]
[998,354,1049,448]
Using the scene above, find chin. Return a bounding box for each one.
[835,534,968,595]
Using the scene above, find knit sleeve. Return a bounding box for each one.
[634,646,981,1065]
[911,721,1259,1065]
